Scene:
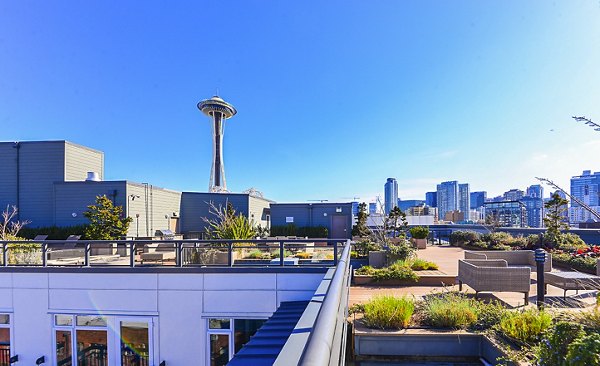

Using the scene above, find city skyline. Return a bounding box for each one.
[1,2,599,202]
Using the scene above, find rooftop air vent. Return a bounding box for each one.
[86,171,101,182]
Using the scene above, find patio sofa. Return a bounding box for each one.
[464,250,552,272]
[458,259,531,305]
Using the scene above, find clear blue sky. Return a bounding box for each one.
[1,1,600,203]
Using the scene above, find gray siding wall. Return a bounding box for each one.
[64,142,104,181]
[54,181,127,227]
[0,143,18,214]
[248,196,271,228]
[0,141,105,228]
[180,193,250,234]
[12,141,65,227]
[270,203,353,238]
[126,183,182,237]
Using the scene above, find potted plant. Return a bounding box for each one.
[409,226,429,249]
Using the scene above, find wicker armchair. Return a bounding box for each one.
[458,259,531,305]
[464,250,552,272]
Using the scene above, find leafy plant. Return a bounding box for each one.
[203,202,257,240]
[387,206,408,239]
[372,262,418,282]
[271,249,293,259]
[449,231,480,247]
[409,226,429,239]
[498,309,552,344]
[352,202,370,237]
[363,295,414,329]
[245,250,270,259]
[355,265,377,276]
[83,195,132,240]
[387,240,415,263]
[544,192,569,247]
[394,258,438,271]
[422,292,479,329]
[535,322,584,366]
[354,239,381,257]
[294,251,312,259]
[565,332,600,366]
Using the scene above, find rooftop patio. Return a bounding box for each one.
[350,244,599,309]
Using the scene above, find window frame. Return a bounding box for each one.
[52,314,155,366]
[0,313,12,362]
[205,317,267,365]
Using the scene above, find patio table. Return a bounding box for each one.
[545,271,600,299]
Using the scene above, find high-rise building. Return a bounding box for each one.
[522,184,544,228]
[526,185,544,199]
[458,183,470,214]
[503,189,524,201]
[369,202,379,214]
[436,181,459,220]
[470,191,487,209]
[484,201,527,227]
[384,178,398,215]
[522,196,544,228]
[569,170,600,223]
[397,199,425,212]
[425,191,437,207]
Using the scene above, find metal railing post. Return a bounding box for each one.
[41,242,47,267]
[176,242,183,267]
[2,243,6,267]
[228,242,233,267]
[130,242,136,268]
[279,241,284,266]
[333,241,339,266]
[84,243,90,267]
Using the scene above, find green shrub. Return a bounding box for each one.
[499,309,552,344]
[245,250,269,259]
[422,292,479,329]
[19,225,87,240]
[573,306,600,331]
[409,226,429,239]
[449,231,480,247]
[552,252,597,273]
[354,239,381,256]
[536,322,584,366]
[355,265,377,276]
[295,251,312,259]
[387,240,415,263]
[271,249,293,259]
[565,332,600,366]
[270,224,329,238]
[395,258,438,271]
[363,295,414,329]
[557,233,588,251]
[372,263,419,282]
[472,300,506,331]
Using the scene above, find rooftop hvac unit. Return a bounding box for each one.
[86,171,101,182]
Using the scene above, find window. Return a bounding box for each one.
[0,314,10,366]
[206,318,266,365]
[53,314,153,366]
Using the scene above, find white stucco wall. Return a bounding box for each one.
[0,270,326,365]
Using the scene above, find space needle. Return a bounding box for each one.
[198,95,237,193]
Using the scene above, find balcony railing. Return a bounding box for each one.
[0,239,349,269]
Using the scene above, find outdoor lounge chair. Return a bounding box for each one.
[464,250,552,272]
[458,259,531,305]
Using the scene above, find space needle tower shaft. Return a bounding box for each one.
[197,95,237,192]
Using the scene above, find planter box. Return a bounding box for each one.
[353,322,520,365]
[411,238,427,249]
[353,272,456,286]
[368,251,387,268]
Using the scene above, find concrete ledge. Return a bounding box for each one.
[354,324,518,365]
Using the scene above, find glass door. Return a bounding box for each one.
[115,318,153,366]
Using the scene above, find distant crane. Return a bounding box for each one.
[572,116,600,132]
[308,199,329,203]
[536,177,600,222]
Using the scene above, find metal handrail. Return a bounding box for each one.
[298,240,351,366]
[0,238,347,268]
